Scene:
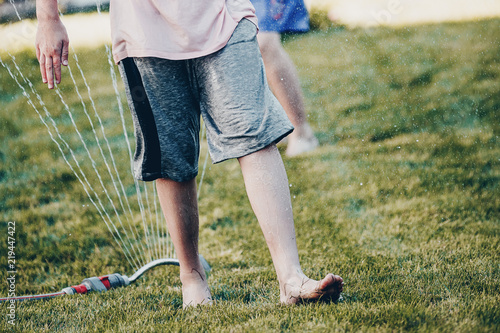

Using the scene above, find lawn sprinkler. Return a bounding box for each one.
[0,255,211,303]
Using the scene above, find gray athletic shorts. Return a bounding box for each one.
[119,19,293,182]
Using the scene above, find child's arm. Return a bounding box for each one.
[35,0,69,89]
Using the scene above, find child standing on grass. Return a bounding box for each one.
[35,0,343,308]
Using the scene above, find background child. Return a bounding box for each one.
[251,0,319,157]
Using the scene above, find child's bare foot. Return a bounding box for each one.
[180,268,213,309]
[280,273,343,304]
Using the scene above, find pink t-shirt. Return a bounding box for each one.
[110,0,258,64]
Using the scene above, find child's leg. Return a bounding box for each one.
[156,177,212,308]
[119,57,210,307]
[238,144,343,303]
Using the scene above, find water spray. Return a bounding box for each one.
[0,256,211,303]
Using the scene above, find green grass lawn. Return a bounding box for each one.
[0,17,499,332]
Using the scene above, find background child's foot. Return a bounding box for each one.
[285,123,319,157]
[286,135,319,157]
[280,273,343,304]
[181,268,213,309]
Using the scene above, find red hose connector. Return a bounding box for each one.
[62,273,130,295]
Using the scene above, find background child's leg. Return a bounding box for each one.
[156,178,212,307]
[238,144,343,303]
[257,32,319,157]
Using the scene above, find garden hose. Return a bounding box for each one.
[0,255,210,303]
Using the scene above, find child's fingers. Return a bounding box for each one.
[53,50,62,85]
[52,40,69,85]
[45,56,54,89]
[61,40,69,66]
[39,53,48,84]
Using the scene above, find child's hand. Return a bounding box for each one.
[35,19,69,89]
